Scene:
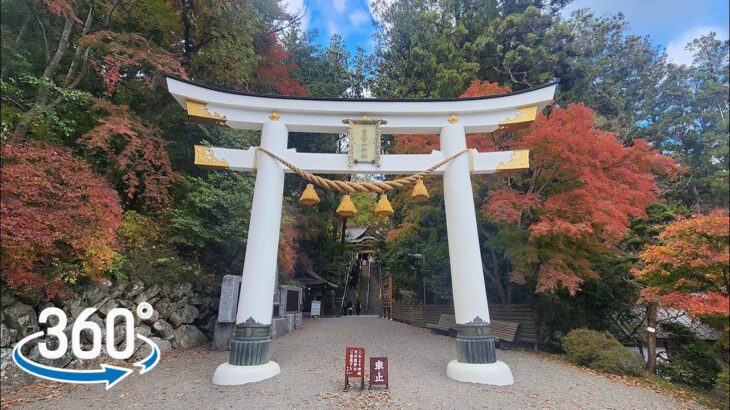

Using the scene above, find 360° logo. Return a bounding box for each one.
[11,302,160,390]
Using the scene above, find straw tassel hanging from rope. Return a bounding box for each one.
[299,184,320,206]
[261,146,467,217]
[411,178,429,200]
[336,195,357,217]
[375,194,394,217]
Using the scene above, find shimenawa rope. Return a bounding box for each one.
[255,146,470,194]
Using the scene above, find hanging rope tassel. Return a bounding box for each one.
[412,178,429,200]
[375,194,394,217]
[299,184,320,206]
[336,195,357,217]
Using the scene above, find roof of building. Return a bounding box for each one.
[345,226,379,244]
[616,307,722,342]
[295,267,338,289]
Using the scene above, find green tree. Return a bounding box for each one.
[558,10,668,141]
[639,34,729,210]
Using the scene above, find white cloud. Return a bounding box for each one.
[280,0,310,31]
[327,20,339,36]
[348,9,370,28]
[666,25,728,65]
[366,0,396,21]
[333,0,347,13]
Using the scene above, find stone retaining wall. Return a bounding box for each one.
[0,281,220,390]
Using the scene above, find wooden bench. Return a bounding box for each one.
[393,304,425,327]
[490,320,520,342]
[426,314,456,336]
[490,304,538,349]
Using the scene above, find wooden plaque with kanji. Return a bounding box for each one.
[369,357,389,389]
[344,347,365,391]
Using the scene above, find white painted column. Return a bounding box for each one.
[235,120,288,324]
[213,120,286,386]
[441,123,513,386]
[440,124,490,324]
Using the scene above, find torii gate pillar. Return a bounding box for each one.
[441,124,513,385]
[212,120,287,385]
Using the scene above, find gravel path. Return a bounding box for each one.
[2,317,705,409]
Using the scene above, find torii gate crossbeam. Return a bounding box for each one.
[166,77,556,387]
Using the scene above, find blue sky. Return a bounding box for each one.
[281,0,729,66]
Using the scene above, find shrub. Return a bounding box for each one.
[657,322,722,390]
[563,328,645,376]
[115,211,202,284]
[714,365,729,408]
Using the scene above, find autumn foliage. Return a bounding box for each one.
[491,104,683,243]
[81,31,187,94]
[634,211,729,316]
[1,144,122,295]
[485,104,682,294]
[77,100,178,211]
[43,0,82,24]
[395,80,683,297]
[252,33,308,96]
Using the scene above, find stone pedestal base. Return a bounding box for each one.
[212,361,281,385]
[455,318,497,364]
[446,360,513,385]
[228,320,271,365]
[212,319,279,385]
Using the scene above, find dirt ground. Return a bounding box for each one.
[0,317,706,409]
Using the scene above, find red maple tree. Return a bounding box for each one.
[484,103,683,294]
[77,100,178,211]
[1,144,122,296]
[634,211,729,317]
[42,0,82,24]
[392,80,683,297]
[80,31,187,95]
[251,33,308,96]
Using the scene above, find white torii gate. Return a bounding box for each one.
[166,77,556,387]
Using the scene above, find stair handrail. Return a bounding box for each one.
[340,251,357,310]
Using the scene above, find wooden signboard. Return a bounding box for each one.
[310,300,321,318]
[344,347,365,391]
[369,357,389,389]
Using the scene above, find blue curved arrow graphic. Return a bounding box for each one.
[12,332,133,390]
[133,334,160,374]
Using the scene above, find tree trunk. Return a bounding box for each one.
[66,4,95,83]
[646,302,658,374]
[1,16,31,78]
[14,17,75,138]
[43,18,74,79]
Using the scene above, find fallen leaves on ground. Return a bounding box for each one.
[0,381,74,408]
[318,390,401,409]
